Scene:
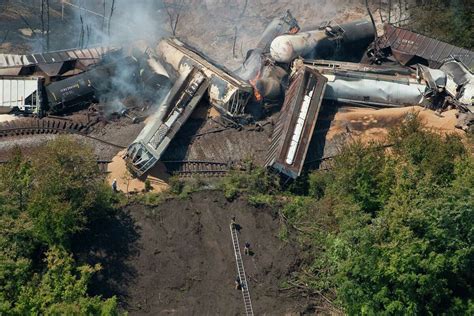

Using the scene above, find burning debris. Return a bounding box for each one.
[0,46,171,117]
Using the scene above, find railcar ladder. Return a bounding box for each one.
[230,224,254,316]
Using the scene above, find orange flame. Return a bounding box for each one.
[289,26,300,34]
[249,70,263,101]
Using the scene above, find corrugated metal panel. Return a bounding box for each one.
[0,54,29,68]
[265,66,327,179]
[0,47,118,69]
[382,24,474,69]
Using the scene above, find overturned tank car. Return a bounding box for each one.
[301,59,472,110]
[270,19,376,64]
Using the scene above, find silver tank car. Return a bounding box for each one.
[270,20,376,64]
[256,10,299,53]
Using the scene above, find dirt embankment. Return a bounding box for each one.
[94,192,310,315]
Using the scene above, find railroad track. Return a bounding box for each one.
[164,160,232,177]
[0,118,126,148]
[0,118,91,138]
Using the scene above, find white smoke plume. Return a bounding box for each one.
[59,1,171,116]
[65,0,168,48]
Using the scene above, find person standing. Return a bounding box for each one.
[112,179,118,192]
[244,242,251,255]
[235,276,241,290]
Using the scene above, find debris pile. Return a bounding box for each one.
[1,9,473,181]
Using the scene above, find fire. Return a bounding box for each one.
[289,26,300,34]
[249,70,263,101]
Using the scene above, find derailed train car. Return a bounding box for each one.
[44,61,115,113]
[0,76,45,115]
[125,67,210,176]
[270,19,376,64]
[265,66,328,179]
[156,38,253,121]
[300,59,473,110]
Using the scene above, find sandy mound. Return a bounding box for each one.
[327,106,461,143]
[107,150,169,194]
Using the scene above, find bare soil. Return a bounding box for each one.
[107,150,170,194]
[77,191,310,315]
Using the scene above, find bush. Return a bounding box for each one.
[406,0,473,50]
[144,179,152,192]
[220,166,280,201]
[247,194,275,207]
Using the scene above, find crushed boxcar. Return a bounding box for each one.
[125,67,210,176]
[375,24,474,70]
[265,66,327,179]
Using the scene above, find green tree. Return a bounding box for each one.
[0,149,36,311]
[0,137,120,314]
[27,137,113,247]
[407,0,473,50]
[335,156,474,314]
[14,247,118,315]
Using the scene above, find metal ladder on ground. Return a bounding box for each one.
[230,224,254,316]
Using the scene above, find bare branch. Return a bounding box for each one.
[46,0,50,51]
[240,0,248,18]
[108,0,116,37]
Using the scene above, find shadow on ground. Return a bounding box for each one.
[72,207,141,303]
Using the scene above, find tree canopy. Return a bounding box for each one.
[0,137,119,315]
[406,0,473,50]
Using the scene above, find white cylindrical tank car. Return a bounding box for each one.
[270,20,376,64]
